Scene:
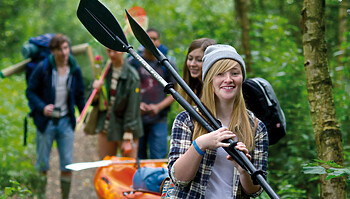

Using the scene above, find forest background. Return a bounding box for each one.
[0,0,349,198]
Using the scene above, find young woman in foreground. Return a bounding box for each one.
[168,44,268,198]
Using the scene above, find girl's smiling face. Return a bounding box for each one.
[212,64,243,103]
[186,48,204,80]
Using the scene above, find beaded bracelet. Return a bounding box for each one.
[193,140,206,156]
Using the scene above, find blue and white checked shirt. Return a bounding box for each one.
[168,110,269,199]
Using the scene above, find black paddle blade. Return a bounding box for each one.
[125,9,162,58]
[77,0,128,52]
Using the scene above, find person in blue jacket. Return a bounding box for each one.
[26,33,85,199]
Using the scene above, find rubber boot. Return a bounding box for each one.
[60,176,71,199]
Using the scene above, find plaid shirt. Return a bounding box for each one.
[168,110,268,199]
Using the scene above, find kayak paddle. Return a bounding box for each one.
[66,158,168,171]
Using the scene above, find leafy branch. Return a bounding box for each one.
[302,159,350,181]
[0,180,32,199]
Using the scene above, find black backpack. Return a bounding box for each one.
[242,77,286,145]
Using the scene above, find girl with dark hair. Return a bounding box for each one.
[179,38,216,105]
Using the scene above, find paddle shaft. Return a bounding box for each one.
[77,89,98,123]
[77,63,110,125]
[112,158,168,164]
[66,158,168,171]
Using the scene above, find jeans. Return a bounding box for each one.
[138,122,168,159]
[36,116,74,172]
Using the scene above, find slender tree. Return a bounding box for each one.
[259,0,265,12]
[234,0,252,72]
[301,0,346,198]
[279,0,284,15]
[336,0,348,81]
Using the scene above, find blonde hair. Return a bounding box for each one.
[192,59,254,151]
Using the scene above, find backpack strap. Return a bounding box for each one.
[23,113,29,146]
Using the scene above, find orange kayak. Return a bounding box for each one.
[94,156,168,199]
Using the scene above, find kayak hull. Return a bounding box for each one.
[94,156,167,199]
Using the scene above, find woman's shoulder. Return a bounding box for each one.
[246,109,255,118]
[124,63,140,80]
[247,109,262,124]
[172,110,194,136]
[246,109,256,123]
[174,110,193,126]
[175,110,191,121]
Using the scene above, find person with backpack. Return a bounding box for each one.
[128,27,178,159]
[26,33,85,199]
[91,47,143,159]
[180,38,286,145]
[179,38,216,105]
[167,44,268,198]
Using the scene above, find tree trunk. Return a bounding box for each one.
[301,0,346,198]
[336,0,348,82]
[235,0,252,72]
[279,0,284,15]
[259,0,264,12]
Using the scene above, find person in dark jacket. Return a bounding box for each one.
[26,33,85,199]
[92,48,143,159]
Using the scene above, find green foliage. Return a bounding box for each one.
[1,180,32,199]
[248,12,319,198]
[0,75,44,196]
[0,0,349,198]
[302,159,350,181]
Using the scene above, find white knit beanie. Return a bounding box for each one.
[202,44,246,82]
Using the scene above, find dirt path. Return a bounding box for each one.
[45,129,100,199]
